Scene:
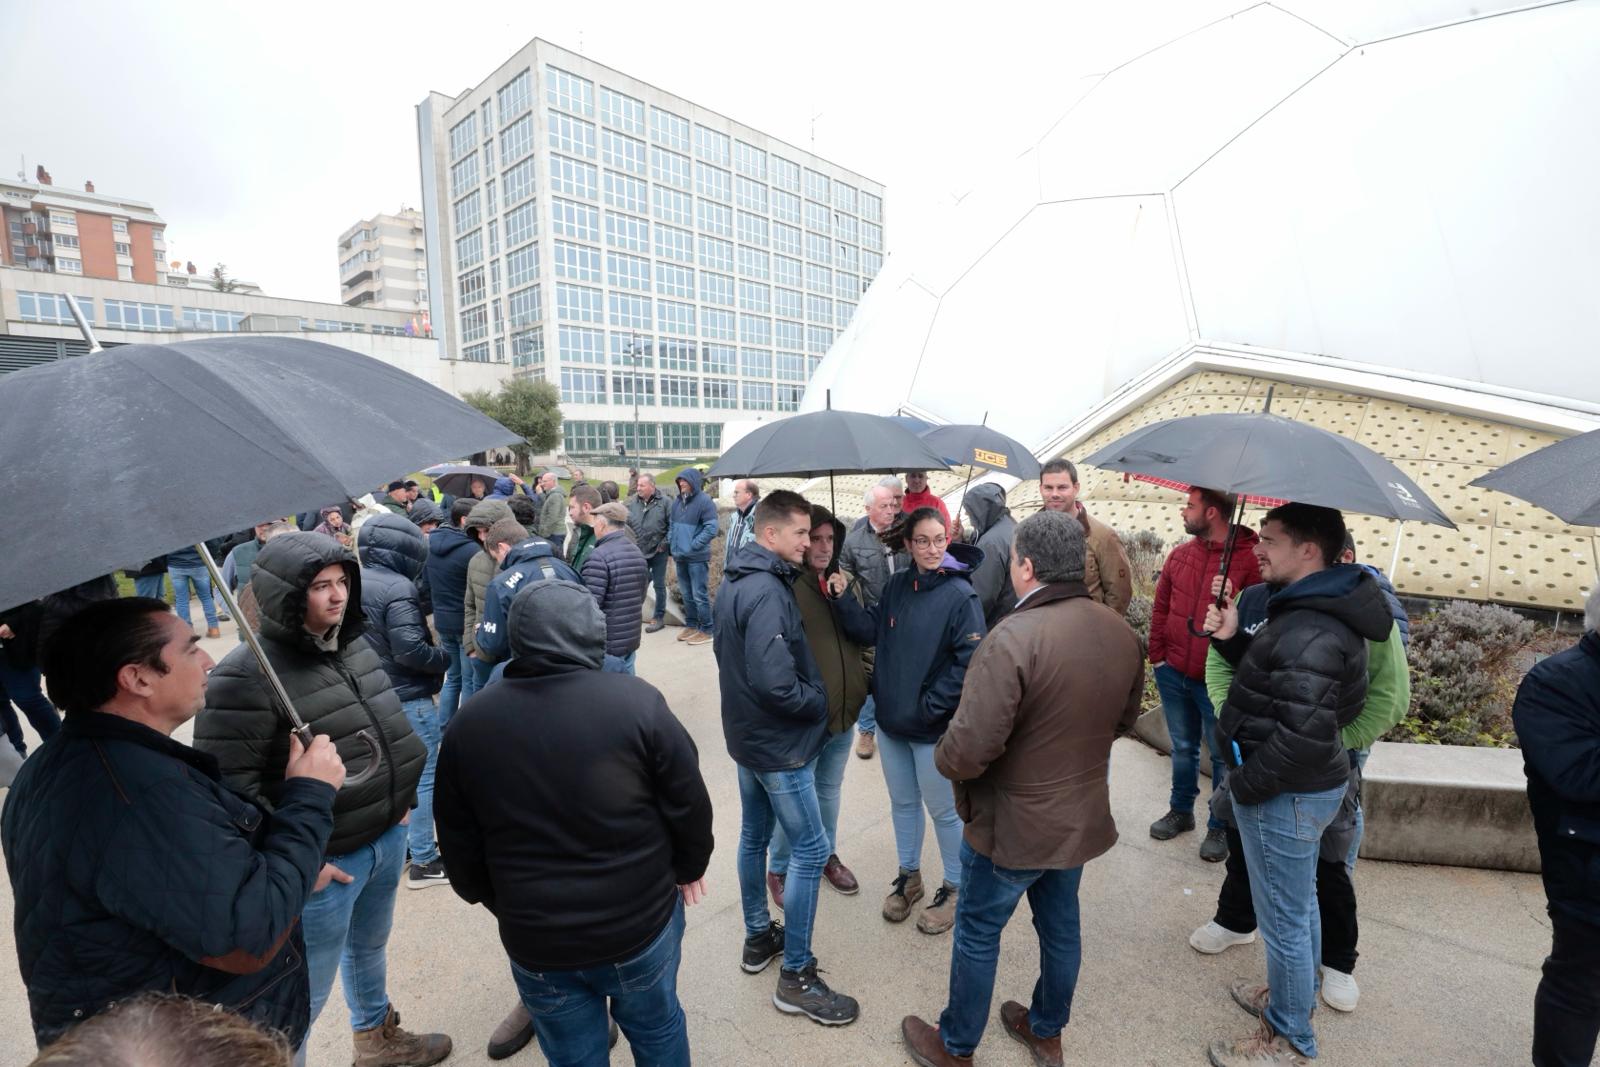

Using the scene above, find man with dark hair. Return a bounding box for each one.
[628,473,672,634]
[3,597,345,1050]
[1147,485,1266,862]
[1038,458,1133,616]
[902,511,1143,1066]
[475,523,582,666]
[506,493,539,531]
[726,479,762,566]
[565,484,604,573]
[715,489,860,1026]
[427,498,482,728]
[1200,503,1394,1067]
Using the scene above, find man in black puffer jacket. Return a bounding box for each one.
[194,532,451,1067]
[582,502,650,675]
[357,514,450,891]
[1201,503,1393,1067]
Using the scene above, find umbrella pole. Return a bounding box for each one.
[195,541,382,787]
[1190,495,1247,637]
[1387,521,1404,581]
[830,472,836,513]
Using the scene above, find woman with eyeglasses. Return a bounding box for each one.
[861,505,987,935]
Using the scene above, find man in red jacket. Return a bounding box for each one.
[1147,487,1263,862]
[903,470,951,532]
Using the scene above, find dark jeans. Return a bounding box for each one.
[674,559,712,634]
[0,662,61,756]
[1154,664,1223,829]
[438,634,465,730]
[647,552,669,621]
[1533,911,1600,1067]
[511,896,690,1067]
[938,841,1083,1058]
[1214,823,1360,974]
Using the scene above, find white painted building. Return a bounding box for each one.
[337,209,430,314]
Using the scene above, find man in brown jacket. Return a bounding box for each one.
[901,509,1144,1067]
[1039,457,1134,617]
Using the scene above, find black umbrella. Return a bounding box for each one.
[0,337,518,779]
[1469,428,1600,526]
[920,424,1042,480]
[423,463,502,497]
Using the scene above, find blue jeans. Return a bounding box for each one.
[878,730,964,886]
[856,693,877,736]
[462,653,495,699]
[602,651,637,675]
[939,841,1084,1057]
[1233,784,1346,1058]
[737,762,828,973]
[132,574,166,599]
[438,635,465,729]
[0,662,60,756]
[401,698,441,866]
[303,821,406,1033]
[770,729,853,872]
[1347,748,1370,874]
[673,559,712,634]
[510,896,690,1067]
[647,552,669,621]
[1154,664,1224,829]
[168,565,219,629]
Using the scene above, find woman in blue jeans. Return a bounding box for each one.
[864,507,987,936]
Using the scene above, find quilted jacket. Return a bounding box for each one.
[1150,527,1265,680]
[357,515,448,701]
[1,711,334,1048]
[195,532,426,857]
[582,529,651,657]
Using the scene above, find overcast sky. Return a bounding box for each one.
[5,0,1241,303]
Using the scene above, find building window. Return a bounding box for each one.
[775,319,803,350]
[18,291,93,324]
[804,200,831,236]
[836,301,856,328]
[49,211,76,228]
[703,378,736,409]
[738,314,771,346]
[695,162,731,203]
[776,351,806,381]
[548,110,597,158]
[608,291,651,330]
[806,294,834,324]
[561,369,607,405]
[741,382,774,410]
[657,299,695,336]
[613,421,659,452]
[113,242,132,257]
[697,199,731,238]
[549,155,598,200]
[777,384,803,412]
[832,181,858,215]
[702,343,738,376]
[544,66,594,116]
[498,69,532,121]
[449,113,478,161]
[500,112,535,164]
[774,255,804,289]
[612,333,653,367]
[450,152,479,198]
[607,250,651,291]
[459,267,485,306]
[861,191,883,222]
[694,124,730,165]
[772,222,802,258]
[505,200,538,247]
[559,324,606,364]
[611,372,656,407]
[551,197,599,242]
[697,235,733,273]
[456,230,483,270]
[512,325,545,368]
[835,213,859,244]
[738,247,771,281]
[650,106,690,151]
[486,178,498,215]
[556,282,604,322]
[806,234,833,267]
[654,223,693,263]
[836,242,860,273]
[55,233,81,250]
[554,241,600,282]
[806,324,834,353]
[836,272,861,300]
[111,220,129,235]
[652,185,692,228]
[662,422,702,448]
[659,338,697,372]
[736,176,768,214]
[701,308,736,341]
[599,86,645,134]
[56,257,84,275]
[863,249,883,280]
[490,258,501,295]
[656,261,694,299]
[460,305,488,342]
[736,211,769,248]
[862,221,883,252]
[774,286,803,320]
[605,211,649,254]
[804,169,830,203]
[601,129,647,176]
[806,263,833,295]
[738,280,771,313]
[650,147,691,191]
[660,375,699,407]
[699,271,734,307]
[564,420,610,451]
[453,191,482,233]
[734,141,767,181]
[463,342,491,362]
[740,348,772,378]
[772,156,801,193]
[599,172,647,216]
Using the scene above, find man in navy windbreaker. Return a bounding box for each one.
[669,468,720,645]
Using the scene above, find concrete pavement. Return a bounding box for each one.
[0,621,1549,1065]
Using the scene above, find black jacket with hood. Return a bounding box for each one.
[195,533,426,857]
[1211,565,1392,806]
[964,483,1017,627]
[435,580,713,970]
[356,514,448,701]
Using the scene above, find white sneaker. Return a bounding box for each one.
[1190,921,1257,955]
[1320,966,1359,1012]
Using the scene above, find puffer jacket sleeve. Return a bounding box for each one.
[384,587,448,675]
[918,591,988,731]
[463,553,490,654]
[582,550,611,604]
[194,656,281,809]
[1149,562,1174,665]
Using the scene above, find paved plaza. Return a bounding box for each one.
[0,624,1551,1066]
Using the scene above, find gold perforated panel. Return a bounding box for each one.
[1395,523,1493,600]
[1396,460,1498,526]
[1356,401,1436,460]
[1489,531,1597,608]
[1296,399,1367,439]
[1425,415,1509,466]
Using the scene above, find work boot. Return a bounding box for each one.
[1206,1021,1311,1066]
[485,1003,532,1060]
[1229,978,1270,1019]
[901,1015,971,1066]
[1200,827,1230,863]
[917,882,959,935]
[883,868,924,922]
[767,871,786,911]
[855,731,876,759]
[646,618,666,633]
[1320,966,1359,1012]
[822,854,859,894]
[1149,809,1195,840]
[773,962,859,1025]
[1000,1000,1064,1067]
[205,626,222,639]
[1190,921,1257,955]
[741,920,785,974]
[352,1005,452,1067]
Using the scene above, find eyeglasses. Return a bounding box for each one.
[911,535,948,550]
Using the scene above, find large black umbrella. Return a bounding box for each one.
[1469,428,1600,526]
[920,424,1042,480]
[0,337,518,778]
[422,463,502,497]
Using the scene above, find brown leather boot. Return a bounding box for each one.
[486,1002,532,1060]
[901,1016,972,1066]
[352,1005,452,1067]
[883,869,924,922]
[822,853,859,894]
[1001,1000,1064,1067]
[205,626,222,639]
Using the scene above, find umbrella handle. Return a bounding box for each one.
[1184,495,1249,639]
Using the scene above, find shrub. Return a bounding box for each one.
[1117,528,1166,600]
[1387,600,1535,747]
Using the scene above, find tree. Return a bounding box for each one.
[464,379,562,475]
[209,263,240,293]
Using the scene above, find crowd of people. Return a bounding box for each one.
[0,457,1596,1067]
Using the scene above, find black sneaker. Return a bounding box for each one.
[773,962,859,1026]
[406,858,449,890]
[1200,827,1230,863]
[741,920,785,974]
[1149,809,1196,841]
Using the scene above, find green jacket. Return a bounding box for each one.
[538,487,567,539]
[567,524,597,572]
[1206,619,1409,752]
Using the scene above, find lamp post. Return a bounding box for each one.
[625,332,642,459]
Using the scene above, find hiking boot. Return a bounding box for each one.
[406,859,449,890]
[1229,978,1270,1019]
[1000,1000,1064,1067]
[855,731,876,759]
[205,627,222,639]
[1200,827,1230,863]
[485,1003,532,1060]
[1206,1022,1311,1066]
[1149,808,1195,840]
[352,1005,452,1067]
[917,882,959,935]
[1320,966,1359,1012]
[823,854,859,895]
[676,627,696,642]
[883,868,924,922]
[741,920,785,974]
[901,1015,971,1066]
[773,962,859,1025]
[1190,921,1257,955]
[686,630,712,646]
[646,619,666,633]
[767,871,786,911]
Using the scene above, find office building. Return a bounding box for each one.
[338,208,430,313]
[2,167,168,285]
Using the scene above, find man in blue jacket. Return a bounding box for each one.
[474,520,582,665]
[714,490,860,1028]
[1513,584,1600,1067]
[427,498,480,728]
[669,468,719,646]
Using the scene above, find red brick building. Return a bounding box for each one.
[2,166,167,284]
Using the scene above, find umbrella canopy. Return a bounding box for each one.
[1469,428,1600,526]
[919,424,1042,480]
[1082,412,1455,528]
[708,409,951,480]
[423,464,502,497]
[0,337,518,612]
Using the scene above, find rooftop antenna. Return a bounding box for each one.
[810,110,823,149]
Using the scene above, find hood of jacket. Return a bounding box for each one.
[356,513,429,582]
[964,483,1010,541]
[724,541,802,585]
[464,498,514,531]
[408,499,445,527]
[490,475,520,498]
[429,521,478,560]
[503,536,563,570]
[1268,564,1393,642]
[505,579,606,672]
[675,467,705,498]
[250,532,366,651]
